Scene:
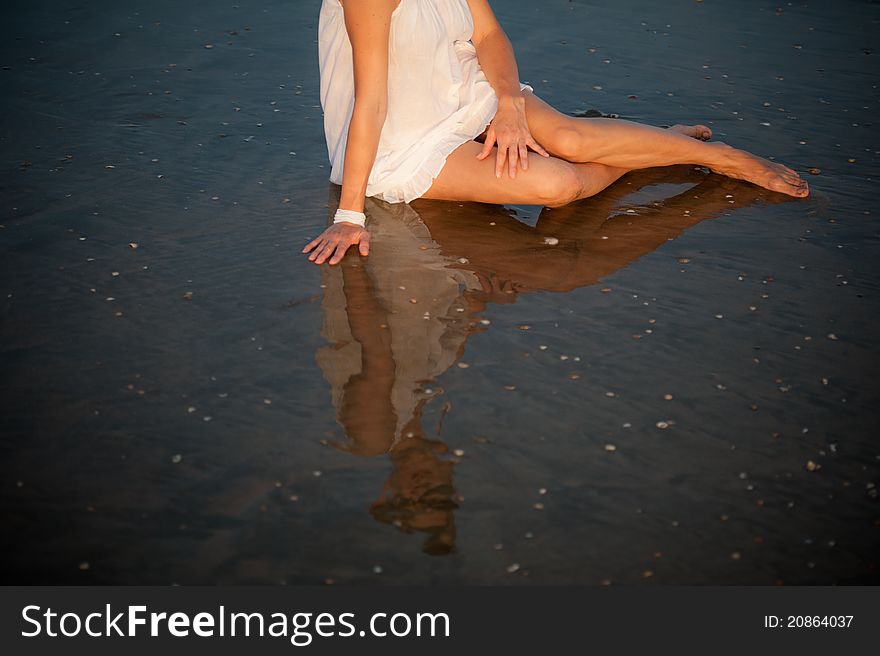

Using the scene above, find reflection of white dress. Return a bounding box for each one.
[316,199,481,444]
[318,0,531,204]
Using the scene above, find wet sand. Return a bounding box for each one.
[1,0,878,584]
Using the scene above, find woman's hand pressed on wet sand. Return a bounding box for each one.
[477,94,550,179]
[302,221,371,265]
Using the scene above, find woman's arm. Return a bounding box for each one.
[465,0,549,179]
[304,0,396,266]
[338,0,394,212]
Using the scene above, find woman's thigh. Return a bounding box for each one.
[467,89,602,164]
[420,139,582,206]
[519,88,599,160]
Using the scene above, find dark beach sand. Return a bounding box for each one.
[1,0,878,584]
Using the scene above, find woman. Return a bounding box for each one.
[303,0,809,266]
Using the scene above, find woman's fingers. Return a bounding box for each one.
[518,142,530,171]
[306,238,326,260]
[476,127,496,160]
[308,242,328,263]
[496,141,534,178]
[327,240,350,266]
[311,239,337,264]
[304,228,370,265]
[507,144,519,179]
[495,143,508,178]
[302,235,322,253]
[358,231,370,256]
[527,136,550,158]
[480,119,550,177]
[496,149,504,178]
[493,137,549,178]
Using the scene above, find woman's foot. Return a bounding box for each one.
[669,123,713,141]
[711,144,810,197]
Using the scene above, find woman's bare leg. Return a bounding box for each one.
[520,89,809,198]
[422,140,628,206]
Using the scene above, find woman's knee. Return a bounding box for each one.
[536,163,583,208]
[524,91,592,162]
[546,123,592,163]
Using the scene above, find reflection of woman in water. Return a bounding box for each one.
[316,189,473,554]
[315,170,783,554]
[303,0,809,266]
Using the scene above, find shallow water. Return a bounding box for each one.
[1,0,878,584]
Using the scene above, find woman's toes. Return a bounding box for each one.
[669,123,712,140]
[772,162,803,183]
[779,177,809,197]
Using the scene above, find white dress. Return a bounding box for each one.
[318,0,532,204]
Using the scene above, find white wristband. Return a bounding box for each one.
[333,209,366,228]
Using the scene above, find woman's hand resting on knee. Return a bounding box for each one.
[477,95,549,179]
[302,221,371,265]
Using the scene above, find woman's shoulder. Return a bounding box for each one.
[327,0,403,15]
